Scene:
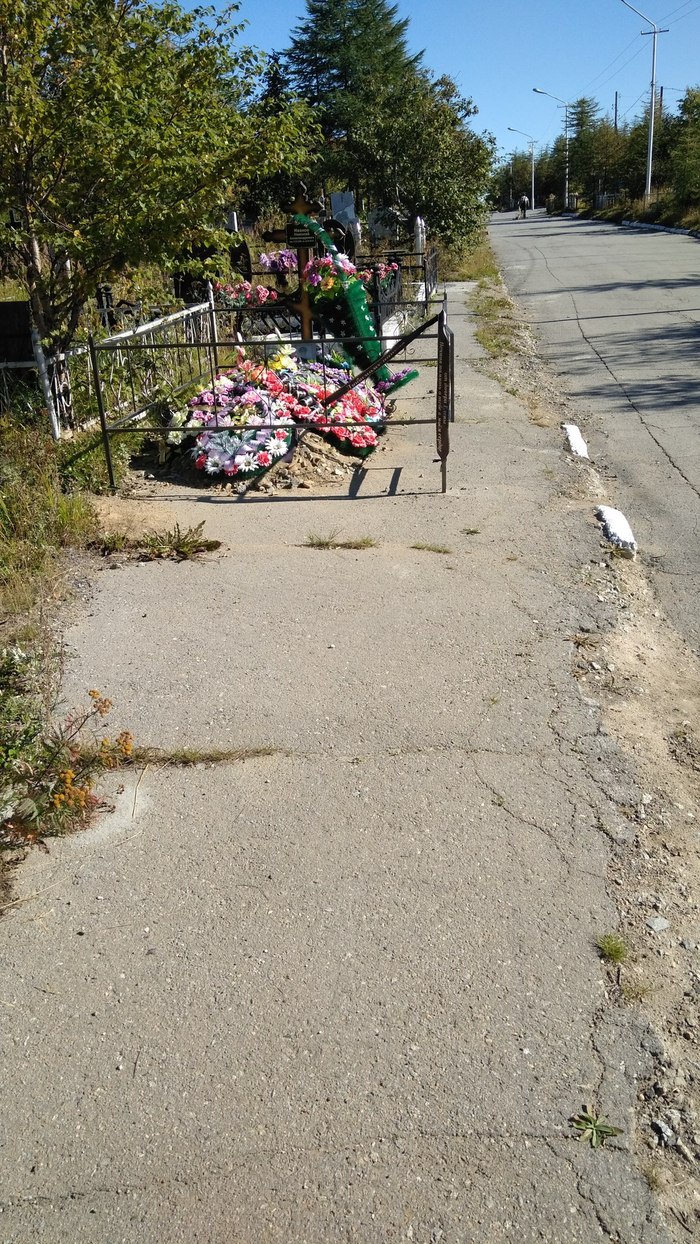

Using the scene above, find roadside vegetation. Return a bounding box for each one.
[493,90,700,230]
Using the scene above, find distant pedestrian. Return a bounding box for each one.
[519,194,529,219]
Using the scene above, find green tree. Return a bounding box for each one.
[568,96,600,201]
[286,2,492,246]
[670,87,700,207]
[0,1,315,348]
[285,0,422,192]
[353,74,493,246]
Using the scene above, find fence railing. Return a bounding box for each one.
[1,246,441,438]
[89,298,454,495]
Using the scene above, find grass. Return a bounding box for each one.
[1,677,134,853]
[411,542,453,555]
[140,521,221,561]
[303,530,378,550]
[620,977,653,1004]
[99,529,131,554]
[595,932,629,965]
[440,233,500,282]
[57,428,147,494]
[462,527,480,536]
[595,194,700,233]
[471,279,519,358]
[0,420,99,631]
[94,521,221,561]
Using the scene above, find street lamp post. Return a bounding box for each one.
[508,127,536,209]
[533,88,571,209]
[619,2,668,202]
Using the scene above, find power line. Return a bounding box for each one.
[668,1,700,24]
[620,89,649,119]
[579,34,640,92]
[660,0,698,22]
[582,43,647,98]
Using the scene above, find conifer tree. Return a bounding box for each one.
[286,0,423,189]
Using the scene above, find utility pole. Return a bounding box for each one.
[614,91,619,132]
[619,2,668,201]
[533,89,571,209]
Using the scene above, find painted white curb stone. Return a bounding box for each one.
[561,422,589,459]
[595,505,637,559]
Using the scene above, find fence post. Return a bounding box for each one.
[88,333,116,491]
[31,329,61,440]
[206,281,219,376]
[371,269,382,337]
[436,306,452,494]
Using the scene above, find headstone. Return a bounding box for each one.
[368,208,401,246]
[330,191,357,228]
[414,216,426,258]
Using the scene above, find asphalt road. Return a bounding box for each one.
[489,211,700,651]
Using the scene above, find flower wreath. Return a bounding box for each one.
[167,346,389,476]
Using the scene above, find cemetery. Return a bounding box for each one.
[1,189,447,494]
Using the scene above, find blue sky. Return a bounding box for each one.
[232,0,700,161]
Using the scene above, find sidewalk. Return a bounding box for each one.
[0,284,668,1242]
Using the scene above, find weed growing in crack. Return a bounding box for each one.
[93,744,285,768]
[570,1105,623,1149]
[94,522,221,561]
[98,530,131,554]
[620,977,653,1004]
[411,542,453,556]
[1,670,133,853]
[141,521,221,561]
[303,531,377,551]
[596,932,629,965]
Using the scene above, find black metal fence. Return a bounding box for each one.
[89,299,454,495]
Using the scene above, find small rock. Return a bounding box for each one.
[647,916,670,934]
[298,480,312,490]
[681,939,698,951]
[652,1118,677,1147]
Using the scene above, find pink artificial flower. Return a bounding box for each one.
[254,451,272,467]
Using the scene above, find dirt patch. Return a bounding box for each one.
[574,555,700,1238]
[469,278,575,431]
[123,428,368,501]
[92,494,176,536]
[474,270,700,1238]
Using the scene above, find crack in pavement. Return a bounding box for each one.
[530,243,700,504]
[0,1131,621,1212]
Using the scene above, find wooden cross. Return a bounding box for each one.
[261,184,323,342]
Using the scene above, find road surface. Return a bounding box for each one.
[489,212,700,650]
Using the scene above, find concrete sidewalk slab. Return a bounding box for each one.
[0,284,668,1241]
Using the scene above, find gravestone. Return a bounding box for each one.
[330,191,358,229]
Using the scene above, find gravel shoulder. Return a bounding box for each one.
[0,282,688,1241]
